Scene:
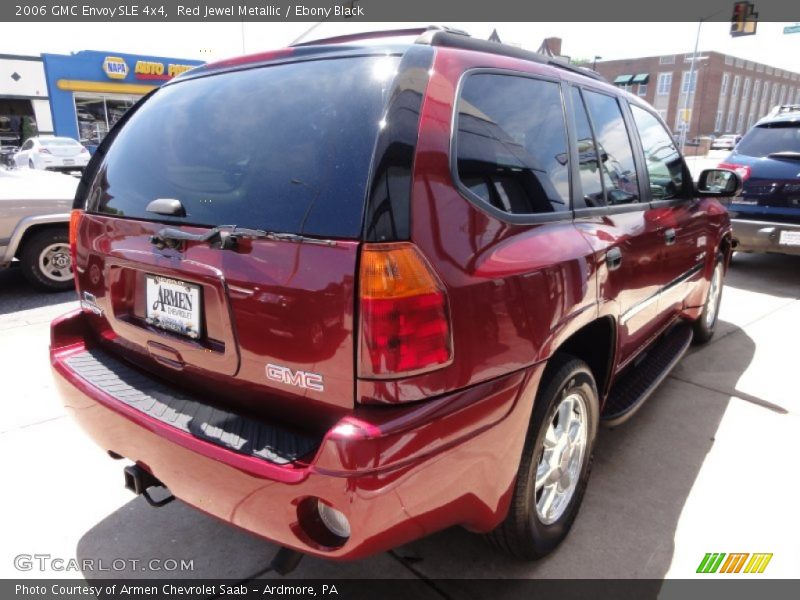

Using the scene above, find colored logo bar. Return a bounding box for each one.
[697,552,773,574]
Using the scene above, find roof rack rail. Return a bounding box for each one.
[291,27,436,47]
[415,29,606,82]
[767,104,800,117]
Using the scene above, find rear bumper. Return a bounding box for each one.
[51,309,540,560]
[731,218,800,255]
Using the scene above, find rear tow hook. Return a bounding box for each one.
[123,464,175,508]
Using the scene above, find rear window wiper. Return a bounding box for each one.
[150,225,336,250]
[767,151,800,161]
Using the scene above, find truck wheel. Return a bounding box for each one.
[488,354,598,559]
[19,229,75,292]
[692,254,724,345]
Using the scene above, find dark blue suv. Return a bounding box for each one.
[720,105,800,255]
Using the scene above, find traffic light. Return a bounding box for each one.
[731,2,758,37]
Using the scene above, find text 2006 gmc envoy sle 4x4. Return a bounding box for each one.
[51,28,742,569]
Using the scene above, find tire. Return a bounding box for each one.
[28,158,34,169]
[488,354,599,560]
[692,253,724,345]
[19,228,75,292]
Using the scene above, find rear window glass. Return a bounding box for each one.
[41,138,80,146]
[454,73,570,215]
[85,56,400,238]
[735,123,800,157]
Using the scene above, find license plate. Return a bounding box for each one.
[63,159,74,165]
[779,230,800,246]
[145,275,202,339]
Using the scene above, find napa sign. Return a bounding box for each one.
[102,56,129,80]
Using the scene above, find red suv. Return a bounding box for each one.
[51,28,741,567]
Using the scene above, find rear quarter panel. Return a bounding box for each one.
[356,48,600,404]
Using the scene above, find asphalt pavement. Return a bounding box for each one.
[1,249,798,587]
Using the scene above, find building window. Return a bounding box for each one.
[659,55,675,64]
[74,94,136,145]
[752,80,761,103]
[714,110,723,132]
[675,108,692,132]
[720,72,730,96]
[637,83,648,96]
[656,72,672,95]
[746,61,754,71]
[732,75,741,97]
[681,71,698,94]
[724,56,734,66]
[756,64,764,73]
[726,111,735,132]
[742,78,752,100]
[736,111,745,132]
[735,58,744,68]
[766,67,773,75]
[747,114,755,129]
[657,109,667,120]
[779,85,788,105]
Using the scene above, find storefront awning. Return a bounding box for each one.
[631,73,650,84]
[613,74,634,85]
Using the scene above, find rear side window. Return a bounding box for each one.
[583,91,640,205]
[630,105,686,200]
[735,123,800,157]
[454,73,570,216]
[85,56,400,239]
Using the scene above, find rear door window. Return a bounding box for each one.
[454,73,570,216]
[85,56,400,239]
[582,90,640,205]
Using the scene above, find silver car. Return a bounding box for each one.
[710,134,742,151]
[13,136,90,172]
[0,167,77,291]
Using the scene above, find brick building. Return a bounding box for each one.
[594,51,800,139]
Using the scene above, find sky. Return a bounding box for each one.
[1,21,798,71]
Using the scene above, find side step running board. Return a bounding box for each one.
[601,323,693,427]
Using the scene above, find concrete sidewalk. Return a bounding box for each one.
[1,252,798,587]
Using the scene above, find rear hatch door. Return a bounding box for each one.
[729,121,800,218]
[76,54,402,422]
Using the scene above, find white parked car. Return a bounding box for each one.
[710,134,742,151]
[13,136,90,172]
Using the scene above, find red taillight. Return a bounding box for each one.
[358,243,452,379]
[38,147,51,154]
[69,209,83,257]
[718,162,751,181]
[80,146,89,154]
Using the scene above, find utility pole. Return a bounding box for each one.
[678,21,703,152]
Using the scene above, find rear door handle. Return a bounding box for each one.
[606,247,622,271]
[664,228,677,246]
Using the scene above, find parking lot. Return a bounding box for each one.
[1,250,798,587]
